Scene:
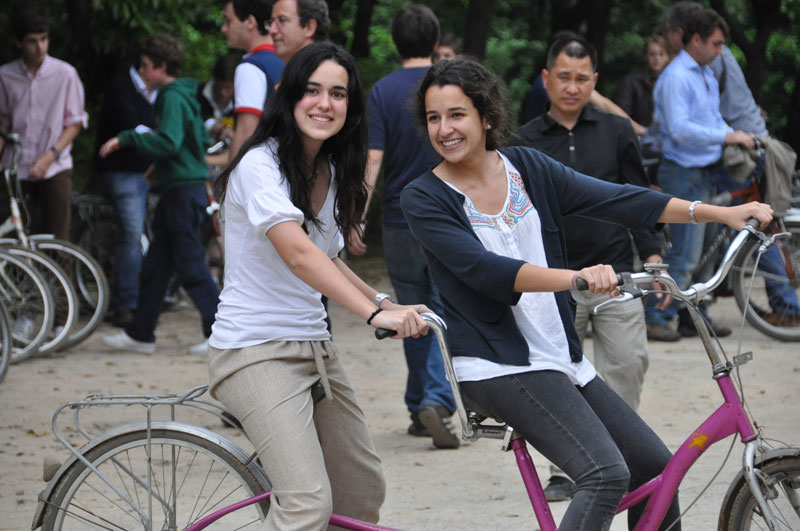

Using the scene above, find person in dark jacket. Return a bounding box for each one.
[401,58,772,530]
[613,35,669,129]
[98,34,219,356]
[95,52,158,328]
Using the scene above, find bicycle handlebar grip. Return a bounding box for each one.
[374,328,398,340]
[574,274,625,291]
[746,217,760,229]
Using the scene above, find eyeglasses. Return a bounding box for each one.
[267,15,295,27]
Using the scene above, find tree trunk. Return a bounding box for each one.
[463,0,494,60]
[350,0,375,58]
[709,0,783,103]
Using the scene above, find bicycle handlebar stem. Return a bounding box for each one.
[606,223,763,372]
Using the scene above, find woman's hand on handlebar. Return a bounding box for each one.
[723,202,773,231]
[370,306,429,339]
[576,264,618,297]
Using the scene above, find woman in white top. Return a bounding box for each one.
[208,42,429,530]
[400,59,773,531]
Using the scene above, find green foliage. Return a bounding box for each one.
[1,0,798,193]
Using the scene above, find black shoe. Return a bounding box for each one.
[407,413,431,437]
[678,309,732,338]
[646,323,681,342]
[418,404,460,449]
[543,476,576,502]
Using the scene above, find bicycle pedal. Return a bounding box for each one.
[733,351,753,367]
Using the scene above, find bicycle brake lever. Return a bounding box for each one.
[593,292,634,314]
[758,231,792,254]
[591,273,643,315]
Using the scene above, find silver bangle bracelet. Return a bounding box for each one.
[373,292,395,308]
[689,200,702,224]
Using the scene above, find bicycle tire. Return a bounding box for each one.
[0,249,55,363]
[731,221,800,341]
[30,237,110,349]
[718,454,800,530]
[0,301,10,383]
[3,247,78,354]
[41,428,269,530]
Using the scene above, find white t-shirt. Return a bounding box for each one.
[209,139,343,349]
[233,62,268,116]
[446,153,596,386]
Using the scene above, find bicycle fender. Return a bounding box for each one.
[31,421,271,530]
[718,445,800,521]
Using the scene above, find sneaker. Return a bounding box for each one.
[407,412,431,437]
[188,339,209,356]
[418,404,460,449]
[12,315,36,343]
[543,476,577,502]
[764,310,800,327]
[102,331,155,354]
[646,323,681,342]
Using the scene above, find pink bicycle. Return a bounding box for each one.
[33,220,799,530]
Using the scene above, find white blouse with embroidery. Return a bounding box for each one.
[444,152,596,386]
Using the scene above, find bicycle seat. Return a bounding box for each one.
[463,393,505,424]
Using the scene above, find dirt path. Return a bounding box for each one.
[1,253,798,530]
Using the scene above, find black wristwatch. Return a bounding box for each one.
[50,147,62,160]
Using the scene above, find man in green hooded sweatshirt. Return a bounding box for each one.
[99,34,219,355]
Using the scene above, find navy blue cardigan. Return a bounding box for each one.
[400,146,671,366]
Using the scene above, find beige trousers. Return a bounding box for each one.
[210,341,386,530]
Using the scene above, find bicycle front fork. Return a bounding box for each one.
[742,440,780,530]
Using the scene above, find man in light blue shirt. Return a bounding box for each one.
[645,7,754,341]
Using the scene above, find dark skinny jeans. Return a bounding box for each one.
[461,371,681,530]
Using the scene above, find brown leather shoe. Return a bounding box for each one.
[764,311,800,327]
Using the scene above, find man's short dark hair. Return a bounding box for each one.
[140,34,185,77]
[229,0,274,36]
[546,37,598,71]
[662,1,702,33]
[682,8,729,46]
[297,0,330,42]
[391,4,440,59]
[12,5,50,41]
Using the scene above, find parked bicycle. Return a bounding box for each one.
[691,145,800,341]
[32,220,799,530]
[0,130,109,355]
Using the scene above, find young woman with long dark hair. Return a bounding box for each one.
[400,58,773,531]
[208,42,429,530]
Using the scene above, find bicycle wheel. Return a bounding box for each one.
[41,428,269,530]
[0,301,10,383]
[0,249,55,363]
[31,237,110,349]
[4,247,78,354]
[731,221,800,341]
[719,455,800,530]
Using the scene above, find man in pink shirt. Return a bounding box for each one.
[0,6,88,241]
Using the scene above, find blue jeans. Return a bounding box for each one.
[462,372,680,530]
[382,224,455,415]
[127,184,219,342]
[646,160,715,326]
[102,171,149,311]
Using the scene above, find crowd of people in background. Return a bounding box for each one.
[1,1,794,529]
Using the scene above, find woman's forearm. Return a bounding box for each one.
[268,222,376,320]
[657,198,773,230]
[513,263,575,293]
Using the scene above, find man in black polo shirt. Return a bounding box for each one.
[511,36,665,501]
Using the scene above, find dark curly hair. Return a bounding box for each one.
[217,42,367,242]
[415,58,509,151]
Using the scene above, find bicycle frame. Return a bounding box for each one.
[185,224,784,531]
